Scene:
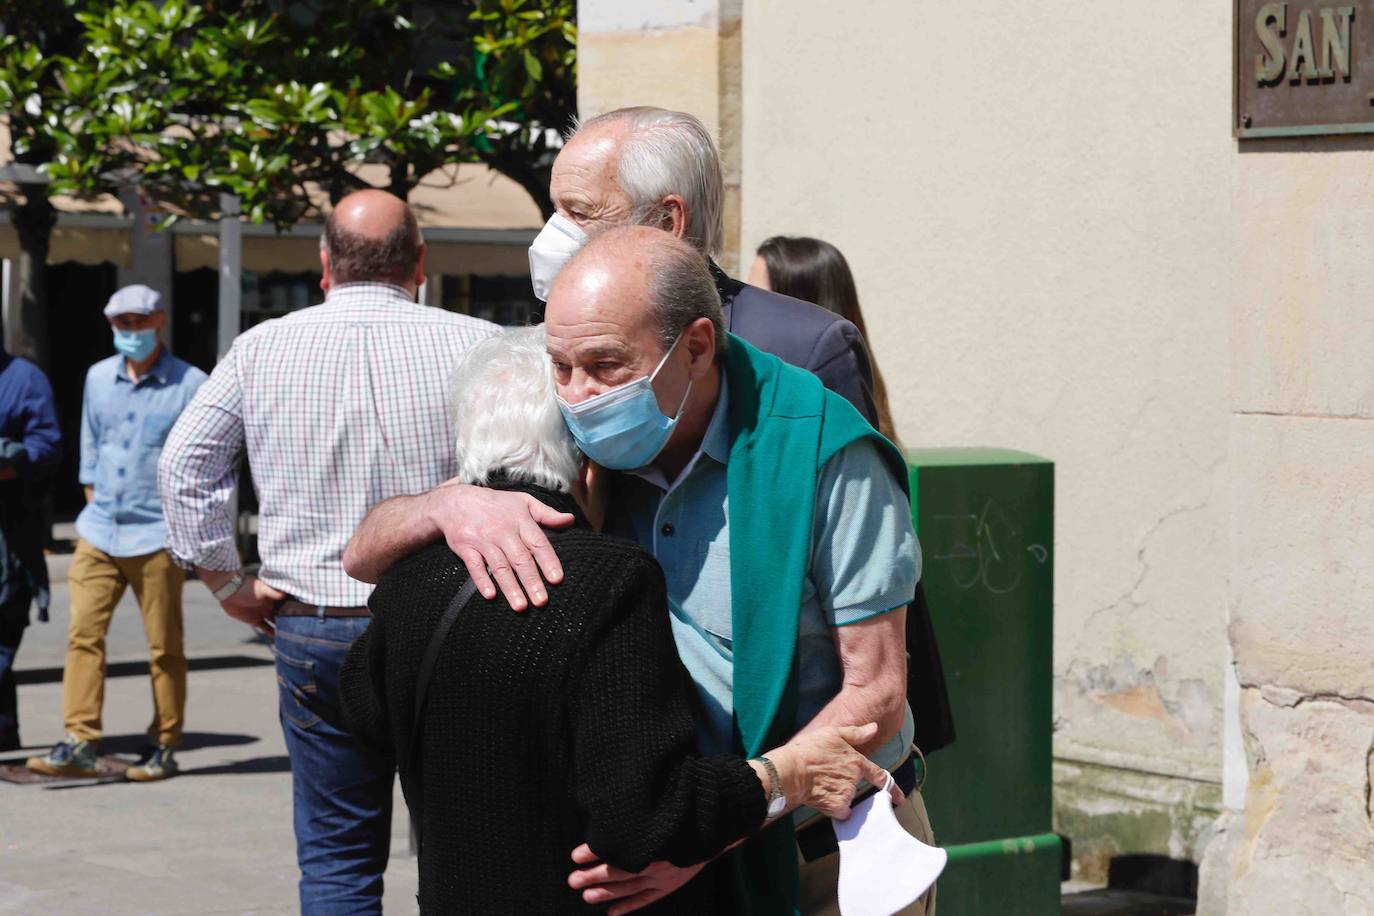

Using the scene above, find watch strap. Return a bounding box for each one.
[756,755,786,816]
[211,572,245,602]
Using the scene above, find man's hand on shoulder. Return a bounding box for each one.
[425,482,575,611]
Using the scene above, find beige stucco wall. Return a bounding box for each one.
[737,0,1233,876]
[1196,137,1374,913]
[576,0,744,274]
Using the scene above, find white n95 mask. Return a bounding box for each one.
[833,770,946,916]
[528,213,589,301]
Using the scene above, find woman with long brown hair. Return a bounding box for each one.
[748,236,900,446]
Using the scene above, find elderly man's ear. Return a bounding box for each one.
[683,316,716,374]
[413,244,428,290]
[659,194,688,240]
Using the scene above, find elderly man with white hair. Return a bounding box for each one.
[526,106,877,419]
[338,325,894,915]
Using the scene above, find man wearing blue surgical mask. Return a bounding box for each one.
[26,285,206,783]
[545,227,933,915]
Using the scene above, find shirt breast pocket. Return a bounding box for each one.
[687,539,734,645]
[141,412,177,447]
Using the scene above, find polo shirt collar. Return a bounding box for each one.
[701,375,731,465]
[626,370,731,491]
[325,282,414,304]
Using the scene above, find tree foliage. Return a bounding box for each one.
[1,0,576,225]
[0,0,573,363]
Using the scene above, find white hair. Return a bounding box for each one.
[573,107,725,257]
[448,325,581,492]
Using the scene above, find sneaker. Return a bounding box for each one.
[125,745,178,782]
[26,734,99,777]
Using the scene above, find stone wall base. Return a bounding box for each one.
[1054,757,1222,886]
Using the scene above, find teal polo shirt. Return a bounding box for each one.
[614,376,921,787]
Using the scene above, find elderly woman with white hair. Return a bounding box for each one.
[339,326,890,915]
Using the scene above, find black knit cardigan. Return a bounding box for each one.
[340,477,765,914]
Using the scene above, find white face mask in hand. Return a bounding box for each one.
[832,770,947,916]
[528,212,589,301]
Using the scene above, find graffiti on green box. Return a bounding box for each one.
[930,498,1048,595]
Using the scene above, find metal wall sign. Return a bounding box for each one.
[1235,1,1370,137]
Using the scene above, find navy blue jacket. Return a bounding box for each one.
[0,353,61,619]
[711,264,878,422]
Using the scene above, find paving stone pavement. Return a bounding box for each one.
[0,566,418,914]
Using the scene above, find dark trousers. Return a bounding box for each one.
[0,588,32,739]
[275,614,394,915]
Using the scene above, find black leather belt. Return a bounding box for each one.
[795,754,921,863]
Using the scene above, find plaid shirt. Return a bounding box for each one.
[158,283,500,606]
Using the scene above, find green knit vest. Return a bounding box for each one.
[722,334,909,916]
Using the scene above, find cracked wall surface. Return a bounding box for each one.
[1200,415,1374,909]
[1200,689,1374,914]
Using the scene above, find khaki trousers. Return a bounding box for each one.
[62,539,187,747]
[798,789,938,916]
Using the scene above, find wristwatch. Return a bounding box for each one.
[211,571,245,602]
[755,755,787,818]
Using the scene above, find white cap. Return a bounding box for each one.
[104,285,162,318]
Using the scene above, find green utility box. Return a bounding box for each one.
[907,448,1059,915]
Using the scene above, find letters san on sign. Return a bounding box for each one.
[1235,1,1372,136]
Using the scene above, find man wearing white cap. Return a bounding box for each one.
[27,284,206,781]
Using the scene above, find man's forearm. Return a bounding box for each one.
[342,490,443,583]
[795,609,910,755]
[797,676,907,755]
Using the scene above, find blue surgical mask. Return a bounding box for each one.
[113,328,159,362]
[557,334,694,470]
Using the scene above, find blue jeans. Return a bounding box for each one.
[275,615,394,915]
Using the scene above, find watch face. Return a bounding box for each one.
[768,795,787,818]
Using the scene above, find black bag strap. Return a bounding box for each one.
[408,577,480,852]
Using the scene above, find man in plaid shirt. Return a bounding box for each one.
[158,190,570,913]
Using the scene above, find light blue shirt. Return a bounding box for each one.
[77,350,207,558]
[614,375,921,780]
